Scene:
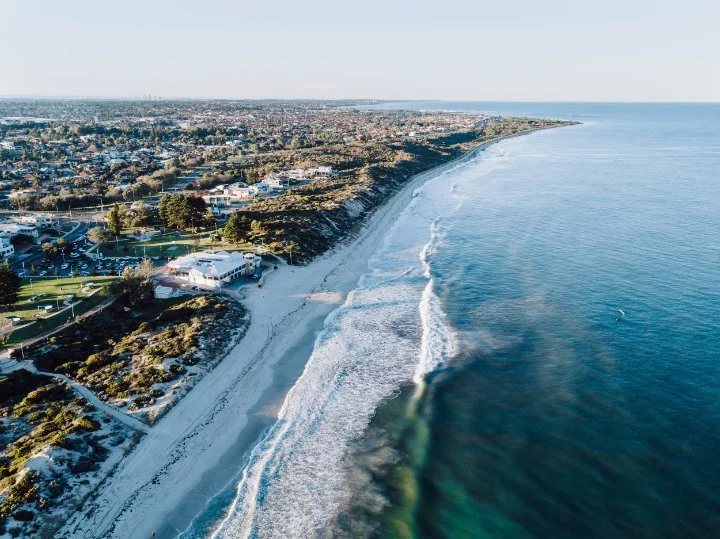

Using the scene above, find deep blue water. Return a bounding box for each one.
[189,103,720,538]
[334,102,720,538]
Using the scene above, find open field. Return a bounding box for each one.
[2,276,117,345]
[97,231,253,258]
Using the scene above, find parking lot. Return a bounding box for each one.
[15,235,157,278]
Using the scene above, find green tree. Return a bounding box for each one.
[250,219,267,237]
[41,242,58,260]
[223,213,247,244]
[158,194,207,230]
[0,261,21,308]
[56,238,72,256]
[9,233,34,247]
[110,268,154,308]
[158,194,172,225]
[87,226,110,244]
[203,209,216,231]
[167,196,190,229]
[107,204,122,237]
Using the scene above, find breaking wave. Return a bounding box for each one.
[212,216,455,538]
[415,219,455,383]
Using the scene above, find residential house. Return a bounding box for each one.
[306,166,333,179]
[262,174,289,191]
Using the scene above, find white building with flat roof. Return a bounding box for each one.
[13,213,55,228]
[0,237,14,258]
[0,223,38,240]
[167,250,262,288]
[201,184,259,206]
[262,174,289,191]
[287,168,307,180]
[306,166,333,179]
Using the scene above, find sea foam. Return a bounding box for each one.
[212,220,455,538]
[209,151,478,538]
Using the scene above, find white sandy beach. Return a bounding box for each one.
[57,143,495,539]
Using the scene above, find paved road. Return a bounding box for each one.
[0,296,115,361]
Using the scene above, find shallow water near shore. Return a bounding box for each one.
[188,103,720,538]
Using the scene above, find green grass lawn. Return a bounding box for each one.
[98,231,253,258]
[2,276,117,346]
[5,292,111,346]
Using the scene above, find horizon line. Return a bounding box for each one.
[0,95,718,104]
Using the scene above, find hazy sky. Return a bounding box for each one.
[2,0,718,101]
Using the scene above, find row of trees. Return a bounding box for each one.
[158,194,214,231]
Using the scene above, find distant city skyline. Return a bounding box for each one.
[2,0,718,102]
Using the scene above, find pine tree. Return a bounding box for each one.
[203,209,217,230]
[223,213,246,244]
[158,194,171,226]
[0,261,21,308]
[108,204,122,237]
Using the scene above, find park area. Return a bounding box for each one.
[1,276,117,346]
[97,230,253,259]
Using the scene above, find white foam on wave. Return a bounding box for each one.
[415,219,455,383]
[414,277,455,384]
[213,272,426,538]
[419,218,441,278]
[211,161,473,539]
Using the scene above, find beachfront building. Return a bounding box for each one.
[167,250,262,288]
[0,237,14,258]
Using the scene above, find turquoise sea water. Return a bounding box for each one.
[189,103,720,538]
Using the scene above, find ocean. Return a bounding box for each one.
[184,103,720,538]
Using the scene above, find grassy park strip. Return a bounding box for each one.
[2,277,117,346]
[97,230,253,259]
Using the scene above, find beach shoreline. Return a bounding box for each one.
[57,131,545,539]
